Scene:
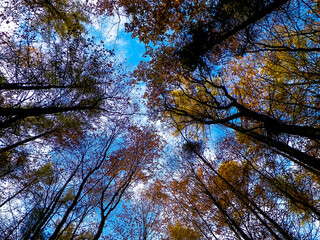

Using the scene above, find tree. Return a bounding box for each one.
[149,135,320,239]
[0,122,164,240]
[106,192,162,240]
[0,2,166,240]
[0,0,126,177]
[2,0,320,239]
[1,0,90,39]
[125,0,320,173]
[97,0,290,69]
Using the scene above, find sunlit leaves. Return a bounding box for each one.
[2,0,320,239]
[168,221,201,240]
[0,1,167,239]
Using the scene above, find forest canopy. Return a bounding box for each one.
[0,0,320,239]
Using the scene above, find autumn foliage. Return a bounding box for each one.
[1,0,320,239]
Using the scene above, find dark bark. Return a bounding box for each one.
[0,104,99,117]
[47,134,116,240]
[226,123,320,173]
[241,152,320,220]
[235,103,320,140]
[92,171,135,240]
[192,170,253,240]
[0,130,54,154]
[0,83,86,90]
[25,163,83,240]
[179,0,290,69]
[190,147,296,240]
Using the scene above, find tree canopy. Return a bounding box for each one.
[1,0,320,239]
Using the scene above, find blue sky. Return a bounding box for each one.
[86,13,224,148]
[87,14,147,67]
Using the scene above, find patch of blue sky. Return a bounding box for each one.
[86,13,152,125]
[87,13,147,68]
[83,6,225,186]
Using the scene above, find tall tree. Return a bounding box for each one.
[97,0,290,68]
[0,2,166,240]
[0,0,126,177]
[149,137,320,239]
[120,0,320,172]
[106,192,162,240]
[0,122,164,240]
